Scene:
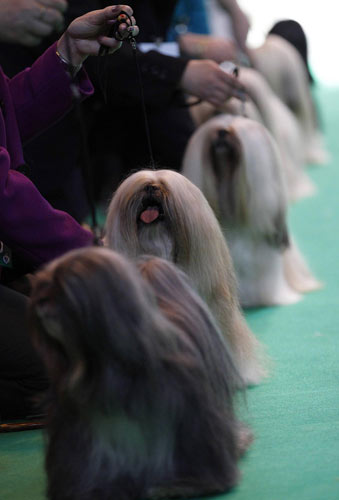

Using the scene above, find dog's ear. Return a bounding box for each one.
[33,301,85,394]
[35,302,64,344]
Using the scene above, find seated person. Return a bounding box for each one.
[0,3,138,421]
[168,0,250,62]
[79,0,245,203]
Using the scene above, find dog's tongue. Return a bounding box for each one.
[140,206,160,223]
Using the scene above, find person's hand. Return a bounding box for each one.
[57,5,138,67]
[0,0,67,46]
[180,59,246,107]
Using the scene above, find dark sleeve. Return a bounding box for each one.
[0,149,93,268]
[85,45,190,109]
[10,43,93,144]
[82,0,189,109]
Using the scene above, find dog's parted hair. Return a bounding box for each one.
[182,114,321,306]
[182,115,289,241]
[105,169,266,386]
[29,247,242,500]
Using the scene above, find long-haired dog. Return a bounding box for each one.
[29,247,244,499]
[105,169,266,386]
[136,255,253,456]
[191,66,315,202]
[190,94,264,129]
[250,34,329,165]
[237,66,316,202]
[182,113,321,307]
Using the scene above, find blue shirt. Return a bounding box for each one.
[167,0,210,41]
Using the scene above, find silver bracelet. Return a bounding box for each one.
[56,50,82,75]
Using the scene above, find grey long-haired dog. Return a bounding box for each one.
[136,255,253,457]
[182,114,321,307]
[29,247,246,499]
[105,169,266,386]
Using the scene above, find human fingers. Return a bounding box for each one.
[114,5,134,18]
[26,18,57,38]
[115,18,139,40]
[66,5,134,40]
[206,89,230,107]
[17,31,43,47]
[97,36,123,54]
[218,70,246,95]
[38,0,68,12]
[59,5,137,64]
[92,4,134,25]
[34,5,65,30]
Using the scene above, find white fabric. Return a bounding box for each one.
[138,42,180,57]
[205,0,235,39]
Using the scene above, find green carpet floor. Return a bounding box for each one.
[1,86,339,500]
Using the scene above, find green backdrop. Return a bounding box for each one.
[1,86,338,500]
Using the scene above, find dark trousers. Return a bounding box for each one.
[0,284,49,420]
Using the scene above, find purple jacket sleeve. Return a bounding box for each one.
[9,42,93,143]
[0,42,94,269]
[0,148,93,268]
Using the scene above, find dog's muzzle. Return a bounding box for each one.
[138,185,164,224]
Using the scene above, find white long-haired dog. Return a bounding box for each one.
[191,66,316,202]
[237,66,316,201]
[182,114,321,307]
[105,169,266,386]
[250,34,329,165]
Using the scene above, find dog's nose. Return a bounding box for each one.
[145,184,159,194]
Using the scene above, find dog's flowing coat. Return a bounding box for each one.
[182,114,321,307]
[136,256,253,458]
[29,248,244,499]
[251,34,329,165]
[191,66,316,202]
[236,67,316,202]
[105,169,266,385]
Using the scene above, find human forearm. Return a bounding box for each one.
[217,0,250,52]
[10,42,93,143]
[217,0,241,14]
[179,32,236,62]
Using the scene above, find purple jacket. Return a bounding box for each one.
[0,42,94,272]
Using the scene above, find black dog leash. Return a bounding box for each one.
[99,11,155,170]
[64,10,156,242]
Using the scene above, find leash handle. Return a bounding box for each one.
[99,11,135,56]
